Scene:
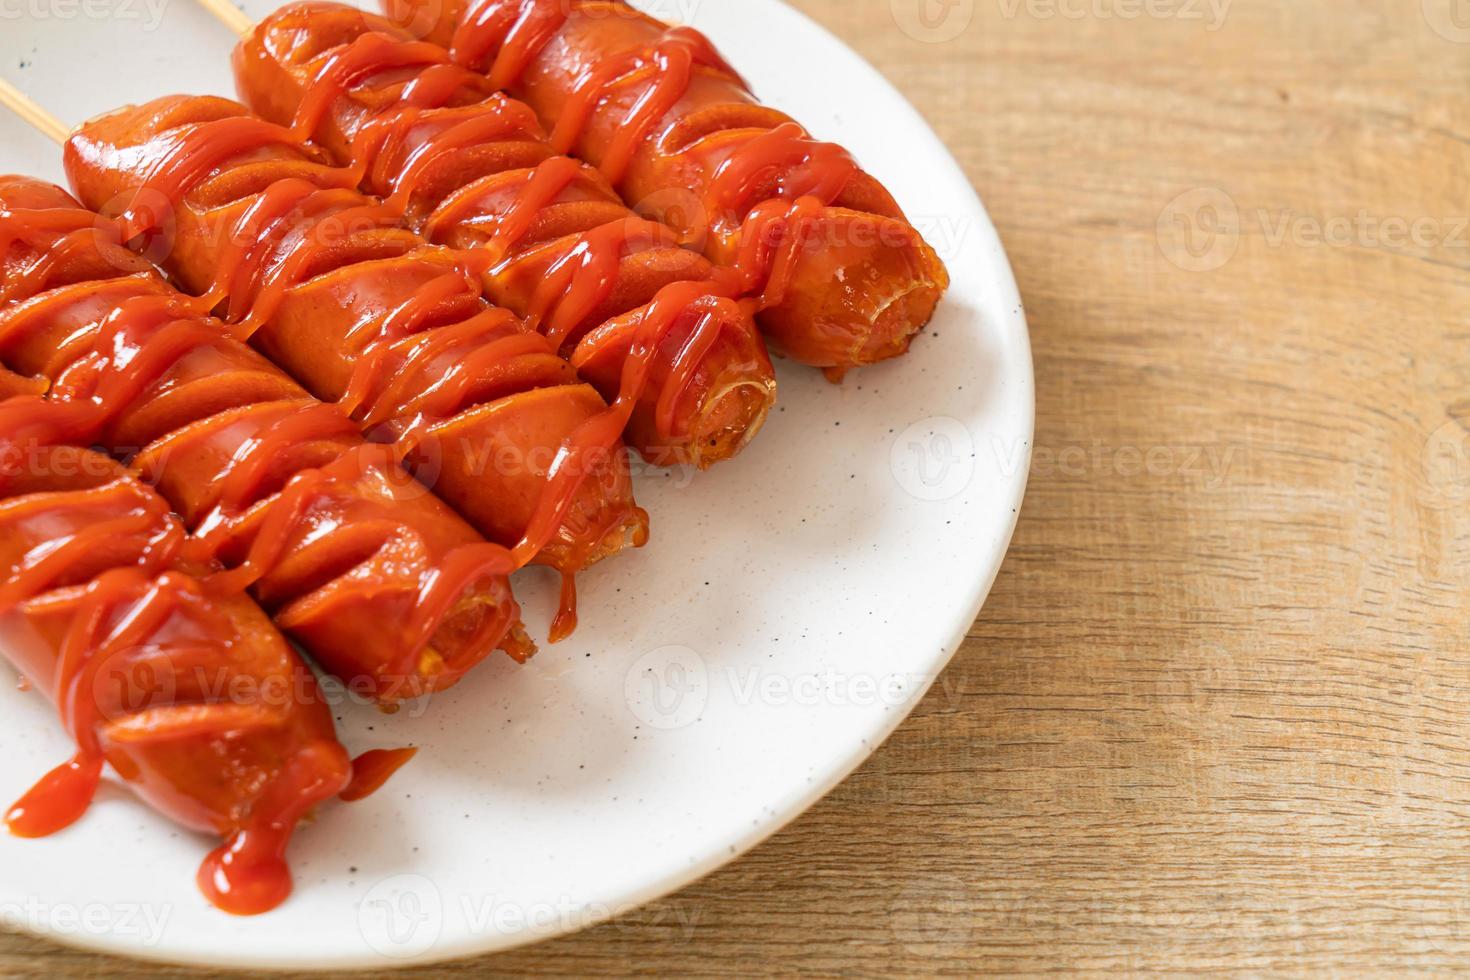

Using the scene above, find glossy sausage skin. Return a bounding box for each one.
[0,366,44,399]
[0,410,350,914]
[236,2,777,469]
[383,0,950,380]
[0,177,531,703]
[63,97,648,604]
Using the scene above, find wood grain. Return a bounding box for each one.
[6,0,1470,974]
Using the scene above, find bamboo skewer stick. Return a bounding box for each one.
[194,0,253,38]
[0,77,70,145]
[0,0,249,147]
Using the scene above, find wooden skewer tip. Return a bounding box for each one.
[0,0,249,148]
[0,76,70,146]
[194,0,253,38]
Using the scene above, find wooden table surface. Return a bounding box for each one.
[6,0,1470,974]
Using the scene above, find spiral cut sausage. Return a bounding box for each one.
[236,2,777,469]
[64,96,649,638]
[0,398,351,914]
[0,177,531,701]
[383,0,951,381]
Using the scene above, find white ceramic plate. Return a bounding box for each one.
[0,0,1032,968]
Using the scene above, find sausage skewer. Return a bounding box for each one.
[0,396,355,914]
[208,2,779,471]
[0,120,531,700]
[2,76,647,639]
[381,0,951,382]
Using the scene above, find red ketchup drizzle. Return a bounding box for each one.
[5,755,103,838]
[130,252,511,680]
[103,130,430,448]
[0,268,363,633]
[34,573,186,832]
[116,117,338,241]
[286,30,725,423]
[11,283,356,608]
[0,419,329,915]
[454,0,571,93]
[212,183,402,341]
[448,0,921,339]
[188,419,519,700]
[341,746,418,802]
[268,26,759,634]
[545,26,717,187]
[197,737,349,916]
[115,111,601,581]
[86,52,673,632]
[0,210,438,914]
[0,207,117,306]
[0,401,194,838]
[7,195,521,677]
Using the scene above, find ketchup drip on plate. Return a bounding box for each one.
[6,754,105,838]
[0,409,351,914]
[0,402,260,846]
[341,746,419,802]
[0,404,265,846]
[6,569,185,837]
[198,739,352,915]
